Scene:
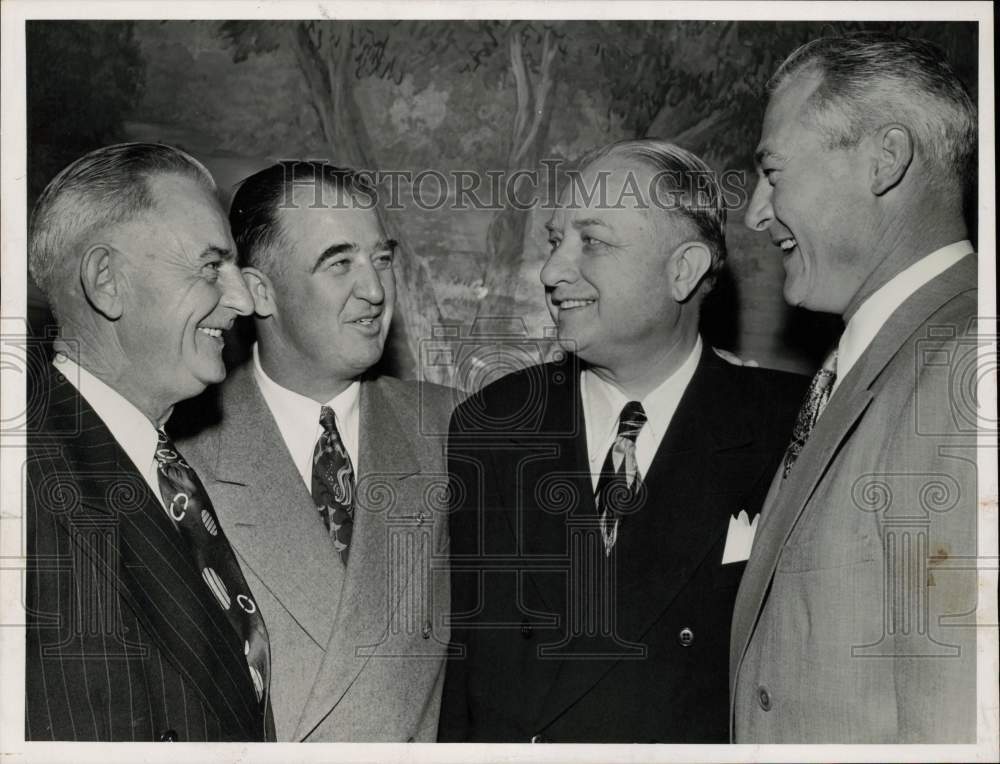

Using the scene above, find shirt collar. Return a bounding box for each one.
[835,240,973,390]
[582,336,702,462]
[251,344,361,480]
[53,353,160,476]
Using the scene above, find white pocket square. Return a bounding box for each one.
[721,509,759,565]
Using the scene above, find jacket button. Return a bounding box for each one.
[421,621,432,639]
[530,733,546,743]
[678,627,694,647]
[520,622,533,639]
[159,729,178,741]
[758,686,771,711]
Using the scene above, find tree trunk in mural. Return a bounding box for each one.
[478,28,558,319]
[289,21,445,381]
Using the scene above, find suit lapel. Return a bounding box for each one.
[50,373,262,738]
[205,364,342,650]
[295,377,424,739]
[537,350,756,726]
[617,350,754,639]
[509,359,592,618]
[730,255,978,688]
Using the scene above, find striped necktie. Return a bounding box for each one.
[595,400,647,556]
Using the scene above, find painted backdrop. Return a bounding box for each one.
[26,20,978,386]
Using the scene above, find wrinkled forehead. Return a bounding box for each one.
[759,72,826,149]
[277,187,386,252]
[548,158,663,232]
[122,172,233,250]
[279,177,375,213]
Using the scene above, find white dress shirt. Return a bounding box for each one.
[582,336,702,491]
[833,240,973,393]
[252,343,361,489]
[54,353,165,508]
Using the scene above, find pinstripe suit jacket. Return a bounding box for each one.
[25,366,272,741]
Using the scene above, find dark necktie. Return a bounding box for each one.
[311,405,355,565]
[782,350,838,478]
[595,401,647,556]
[154,429,271,708]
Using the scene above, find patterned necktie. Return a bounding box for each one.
[595,401,647,556]
[782,350,838,479]
[311,406,355,565]
[154,429,271,708]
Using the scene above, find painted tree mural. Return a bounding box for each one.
[25,19,979,377]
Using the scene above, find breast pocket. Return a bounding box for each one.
[776,534,876,573]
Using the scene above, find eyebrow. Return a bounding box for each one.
[311,239,398,273]
[571,217,612,230]
[754,148,785,167]
[200,246,235,262]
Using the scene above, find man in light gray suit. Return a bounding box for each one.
[178,161,453,741]
[732,33,979,742]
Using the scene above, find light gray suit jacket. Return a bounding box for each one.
[730,256,979,743]
[179,363,455,741]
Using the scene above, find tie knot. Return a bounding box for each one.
[154,428,180,464]
[319,406,338,433]
[617,401,646,442]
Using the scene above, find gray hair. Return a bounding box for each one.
[577,138,728,285]
[29,142,217,317]
[768,32,977,200]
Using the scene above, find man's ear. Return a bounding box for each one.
[668,240,713,302]
[80,244,123,320]
[871,124,914,196]
[241,267,275,317]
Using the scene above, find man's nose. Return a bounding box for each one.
[744,177,774,232]
[540,239,579,288]
[219,262,254,316]
[352,260,386,304]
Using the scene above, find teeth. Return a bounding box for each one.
[558,299,595,309]
[779,239,797,252]
[198,327,223,338]
[356,317,377,325]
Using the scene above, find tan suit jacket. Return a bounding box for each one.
[179,363,454,741]
[730,256,979,742]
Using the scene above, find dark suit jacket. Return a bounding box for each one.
[439,347,806,742]
[25,366,272,741]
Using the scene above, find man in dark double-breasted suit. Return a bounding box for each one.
[439,139,806,743]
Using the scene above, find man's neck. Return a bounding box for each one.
[844,208,967,322]
[587,326,700,401]
[57,342,174,427]
[256,341,353,404]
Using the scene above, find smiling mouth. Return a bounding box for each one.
[349,314,382,332]
[554,298,597,311]
[776,237,798,254]
[197,326,225,341]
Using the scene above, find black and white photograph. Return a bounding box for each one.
[1,1,996,761]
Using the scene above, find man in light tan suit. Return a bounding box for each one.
[178,161,453,741]
[732,33,979,742]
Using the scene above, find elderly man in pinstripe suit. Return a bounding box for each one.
[24,142,272,741]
